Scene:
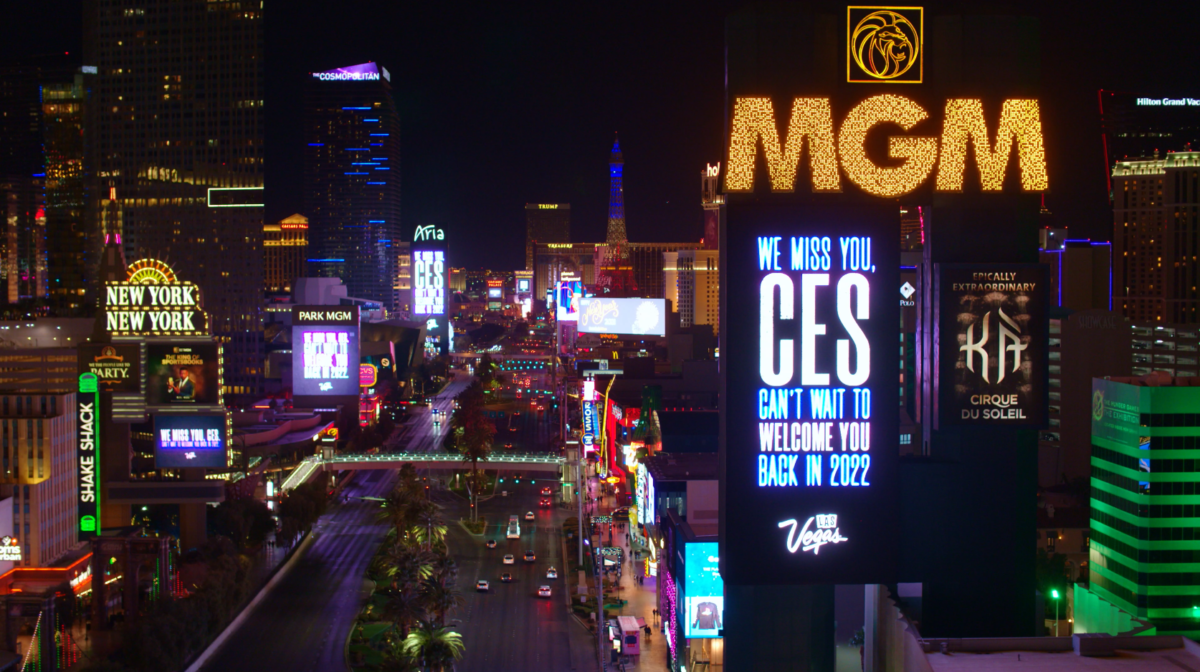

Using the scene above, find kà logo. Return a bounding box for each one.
[960,308,1028,384]
[778,514,849,555]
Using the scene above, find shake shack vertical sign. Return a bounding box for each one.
[78,344,141,393]
[78,373,101,541]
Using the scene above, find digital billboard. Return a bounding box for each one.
[683,542,724,638]
[146,343,220,407]
[556,280,581,322]
[77,374,100,541]
[154,413,228,468]
[487,287,503,300]
[938,265,1047,427]
[78,344,141,393]
[414,250,446,316]
[517,278,531,293]
[723,203,898,585]
[1091,378,1143,447]
[578,298,666,337]
[582,400,598,452]
[292,306,361,399]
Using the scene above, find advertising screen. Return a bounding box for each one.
[578,298,667,337]
[582,400,598,451]
[154,413,227,468]
[77,374,100,541]
[938,264,1047,426]
[488,287,503,300]
[517,278,531,293]
[683,542,724,638]
[293,326,360,397]
[78,344,141,393]
[1091,378,1143,447]
[414,250,446,315]
[723,203,898,585]
[146,343,220,407]
[556,281,581,322]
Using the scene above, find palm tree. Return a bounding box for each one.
[427,554,458,590]
[419,581,465,626]
[403,620,465,672]
[411,508,448,552]
[382,586,427,639]
[381,637,421,672]
[378,489,416,537]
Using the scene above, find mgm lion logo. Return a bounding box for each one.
[1092,389,1105,422]
[848,7,923,83]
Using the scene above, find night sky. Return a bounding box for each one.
[8,1,1200,269]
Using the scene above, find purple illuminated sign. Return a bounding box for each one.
[312,63,380,81]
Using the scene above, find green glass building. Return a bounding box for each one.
[1091,375,1200,635]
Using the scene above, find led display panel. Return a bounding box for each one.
[683,542,724,638]
[937,264,1048,427]
[292,306,361,399]
[578,298,667,336]
[154,413,227,468]
[414,250,446,315]
[556,281,581,322]
[488,287,503,300]
[78,344,141,393]
[146,343,220,407]
[723,203,898,585]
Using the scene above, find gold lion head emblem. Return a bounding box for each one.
[852,10,920,80]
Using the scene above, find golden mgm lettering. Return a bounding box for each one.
[726,95,1048,198]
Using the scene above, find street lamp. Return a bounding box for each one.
[1051,589,1061,637]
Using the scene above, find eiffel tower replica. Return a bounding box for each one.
[595,135,638,296]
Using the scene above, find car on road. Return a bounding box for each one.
[524,511,535,521]
[613,507,630,520]
[538,585,552,598]
[541,487,552,496]
[504,443,514,448]
[524,550,536,563]
[476,580,489,592]
[431,407,441,415]
[485,539,497,549]
[500,573,513,582]
[546,567,558,579]
[503,554,515,565]
[540,498,551,507]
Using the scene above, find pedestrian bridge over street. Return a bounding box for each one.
[281,452,565,491]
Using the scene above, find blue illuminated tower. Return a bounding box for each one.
[607,136,627,245]
[303,62,402,313]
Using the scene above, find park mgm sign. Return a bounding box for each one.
[727,6,1049,198]
[103,259,208,336]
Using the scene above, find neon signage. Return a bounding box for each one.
[414,250,446,315]
[0,536,20,562]
[723,203,898,585]
[77,373,100,541]
[726,95,1048,197]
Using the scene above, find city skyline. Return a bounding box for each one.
[14,1,1200,269]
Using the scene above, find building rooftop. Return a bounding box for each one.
[1113,150,1200,177]
[928,647,1200,672]
[643,451,718,482]
[1103,371,1200,387]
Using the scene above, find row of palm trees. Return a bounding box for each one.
[369,464,465,672]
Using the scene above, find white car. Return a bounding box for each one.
[546,567,558,579]
[524,511,535,521]
[476,580,489,592]
[538,585,552,598]
[503,554,515,565]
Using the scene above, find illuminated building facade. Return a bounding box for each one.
[598,242,703,301]
[303,62,401,314]
[532,243,596,300]
[701,164,722,250]
[84,0,265,397]
[448,268,466,293]
[1090,375,1200,636]
[0,61,91,312]
[1100,91,1200,196]
[264,214,309,294]
[395,242,412,318]
[664,249,719,330]
[0,375,81,568]
[1112,152,1200,323]
[525,203,570,271]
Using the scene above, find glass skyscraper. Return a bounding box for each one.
[84,0,265,396]
[303,62,401,314]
